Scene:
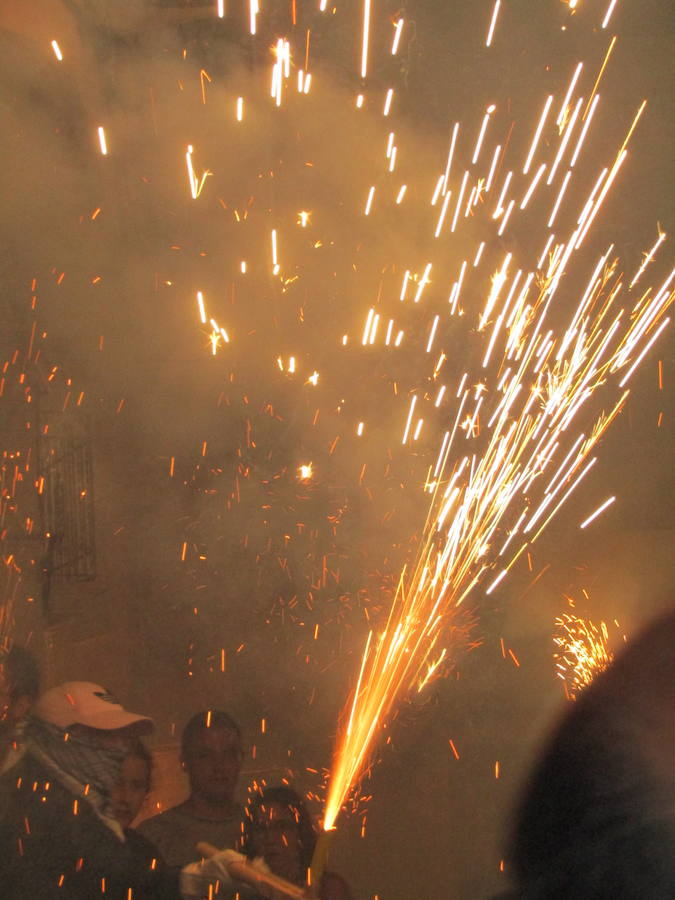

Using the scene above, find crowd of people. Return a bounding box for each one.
[0,657,353,899]
[1,610,674,898]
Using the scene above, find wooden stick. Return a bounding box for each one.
[196,842,308,899]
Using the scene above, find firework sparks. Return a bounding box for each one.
[553,610,618,698]
[31,0,667,856]
[319,13,672,826]
[97,126,108,156]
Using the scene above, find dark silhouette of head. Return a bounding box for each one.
[508,610,675,898]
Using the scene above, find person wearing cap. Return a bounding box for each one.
[0,680,181,898]
[0,683,258,899]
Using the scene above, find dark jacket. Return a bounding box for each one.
[0,752,180,899]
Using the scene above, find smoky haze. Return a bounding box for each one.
[1,1,673,898]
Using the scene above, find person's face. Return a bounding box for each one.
[183,727,242,804]
[250,801,303,881]
[69,724,136,750]
[110,754,150,830]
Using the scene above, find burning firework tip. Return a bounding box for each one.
[298,463,313,482]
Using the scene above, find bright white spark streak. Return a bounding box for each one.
[197,291,207,323]
[400,270,410,301]
[369,313,380,344]
[236,97,244,120]
[497,199,515,235]
[557,62,583,127]
[486,0,501,47]
[602,0,619,28]
[361,0,372,78]
[451,171,469,233]
[570,94,600,167]
[51,40,63,61]
[520,163,546,209]
[396,185,407,204]
[362,308,374,345]
[472,106,494,165]
[383,88,394,116]
[249,0,259,34]
[485,568,507,595]
[97,126,108,155]
[618,317,671,388]
[431,175,445,206]
[575,150,627,248]
[548,97,583,184]
[523,95,553,174]
[346,631,373,737]
[217,0,225,17]
[485,145,501,192]
[548,171,572,227]
[426,315,440,352]
[443,123,460,193]
[629,229,666,288]
[414,264,433,302]
[365,186,375,215]
[402,395,417,444]
[271,229,278,267]
[580,496,616,529]
[391,18,404,55]
[536,234,555,270]
[494,170,513,217]
[435,191,452,237]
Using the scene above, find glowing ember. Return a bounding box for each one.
[553,611,617,698]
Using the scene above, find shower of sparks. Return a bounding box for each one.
[553,612,616,698]
[320,26,672,824]
[26,0,667,842]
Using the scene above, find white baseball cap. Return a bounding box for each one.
[33,681,153,734]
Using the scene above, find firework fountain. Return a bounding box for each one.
[0,0,672,896]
